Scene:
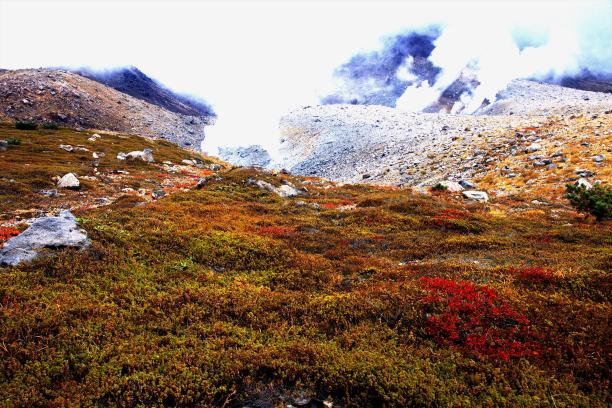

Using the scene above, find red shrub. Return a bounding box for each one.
[0,226,20,243]
[420,277,539,360]
[256,226,296,237]
[507,267,555,284]
[432,209,468,226]
[322,199,355,209]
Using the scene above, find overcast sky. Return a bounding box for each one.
[1,0,610,154]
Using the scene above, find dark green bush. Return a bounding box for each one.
[6,137,21,146]
[14,120,37,130]
[566,183,611,220]
[42,121,59,129]
[431,183,448,192]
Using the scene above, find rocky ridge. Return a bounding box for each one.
[0,68,213,148]
[279,80,611,198]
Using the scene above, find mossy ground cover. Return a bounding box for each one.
[0,124,223,221]
[0,127,611,407]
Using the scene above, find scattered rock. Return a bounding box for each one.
[56,173,80,189]
[593,155,605,163]
[525,143,542,153]
[0,140,7,151]
[118,148,154,162]
[575,169,594,178]
[59,144,73,152]
[462,190,489,202]
[248,178,306,198]
[575,178,593,189]
[0,211,90,266]
[93,151,105,159]
[152,190,166,199]
[88,133,101,142]
[459,180,476,189]
[295,201,321,210]
[39,189,58,197]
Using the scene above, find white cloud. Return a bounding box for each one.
[1,0,610,153]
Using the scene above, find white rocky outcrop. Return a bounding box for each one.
[57,173,80,189]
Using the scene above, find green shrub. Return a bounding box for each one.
[42,121,59,129]
[190,230,291,271]
[431,183,448,192]
[14,120,37,130]
[6,137,21,146]
[566,183,611,220]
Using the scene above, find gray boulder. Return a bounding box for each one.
[0,211,90,266]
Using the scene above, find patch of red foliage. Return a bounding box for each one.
[507,267,555,284]
[0,226,20,243]
[174,182,195,189]
[431,209,470,228]
[420,277,539,360]
[256,226,296,237]
[322,199,355,209]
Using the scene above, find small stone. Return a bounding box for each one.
[59,144,73,152]
[525,143,542,153]
[593,155,605,163]
[152,190,166,199]
[575,169,594,178]
[459,180,475,189]
[196,177,210,189]
[39,189,58,197]
[88,133,101,142]
[93,151,105,159]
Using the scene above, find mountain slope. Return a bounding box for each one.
[0,69,211,148]
[72,66,215,117]
[279,80,611,199]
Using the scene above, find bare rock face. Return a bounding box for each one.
[0,68,213,149]
[0,211,90,266]
[278,104,530,188]
[218,145,272,168]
